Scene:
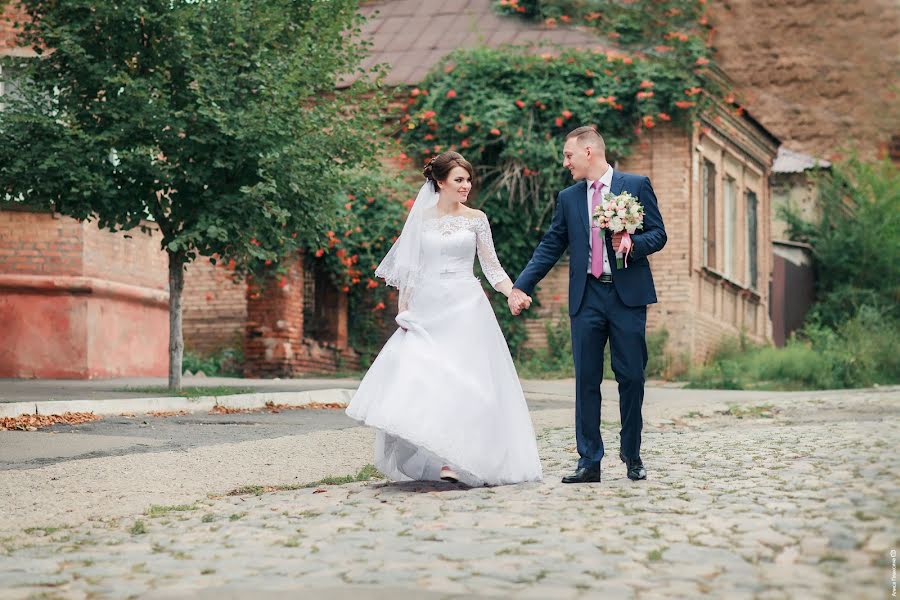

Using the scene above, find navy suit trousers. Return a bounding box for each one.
[571,276,648,468]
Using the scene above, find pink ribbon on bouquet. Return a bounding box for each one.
[617,232,634,268]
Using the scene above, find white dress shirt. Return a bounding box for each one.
[586,166,614,275]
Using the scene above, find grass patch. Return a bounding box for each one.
[721,404,777,419]
[145,504,199,517]
[515,317,682,381]
[687,307,900,390]
[23,525,67,536]
[647,548,665,561]
[115,386,255,398]
[182,347,244,377]
[130,520,147,535]
[226,464,384,497]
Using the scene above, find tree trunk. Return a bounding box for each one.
[167,251,186,391]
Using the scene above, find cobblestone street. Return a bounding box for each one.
[0,386,897,599]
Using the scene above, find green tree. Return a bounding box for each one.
[0,0,385,388]
[782,158,900,327]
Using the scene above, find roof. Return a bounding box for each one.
[772,147,831,173]
[355,0,606,87]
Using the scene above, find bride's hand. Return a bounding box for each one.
[395,310,413,331]
[508,289,532,316]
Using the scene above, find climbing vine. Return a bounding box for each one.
[495,0,713,67]
[302,167,418,363]
[396,41,718,353]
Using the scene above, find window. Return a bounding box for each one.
[701,159,717,269]
[723,177,737,278]
[0,62,24,111]
[302,257,320,339]
[746,190,759,289]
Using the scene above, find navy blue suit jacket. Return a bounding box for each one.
[514,171,667,315]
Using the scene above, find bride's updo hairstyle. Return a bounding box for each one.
[423,151,474,193]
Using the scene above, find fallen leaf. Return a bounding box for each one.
[209,402,347,416]
[0,412,102,431]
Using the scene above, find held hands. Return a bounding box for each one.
[395,310,413,331]
[507,288,532,316]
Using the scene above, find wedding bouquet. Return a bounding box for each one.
[592,191,644,269]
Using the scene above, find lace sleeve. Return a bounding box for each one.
[398,285,413,312]
[474,214,510,288]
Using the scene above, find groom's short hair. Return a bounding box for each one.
[566,126,605,153]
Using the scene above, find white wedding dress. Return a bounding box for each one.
[345,213,543,487]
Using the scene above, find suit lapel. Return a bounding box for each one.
[609,170,625,196]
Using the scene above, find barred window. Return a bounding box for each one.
[723,177,737,278]
[701,159,717,269]
[746,190,759,289]
[302,257,320,339]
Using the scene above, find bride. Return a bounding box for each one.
[345,151,543,487]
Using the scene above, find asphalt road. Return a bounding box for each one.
[0,394,575,471]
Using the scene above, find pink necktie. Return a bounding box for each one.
[590,180,605,277]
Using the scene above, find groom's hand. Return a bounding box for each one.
[508,288,532,316]
[612,231,625,250]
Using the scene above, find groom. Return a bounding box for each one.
[509,126,667,484]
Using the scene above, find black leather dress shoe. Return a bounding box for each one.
[561,465,602,484]
[619,451,647,481]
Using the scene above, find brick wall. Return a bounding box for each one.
[620,123,696,340]
[0,210,83,276]
[182,258,247,354]
[620,124,699,359]
[243,258,358,377]
[0,210,166,289]
[244,260,304,378]
[0,210,169,378]
[0,2,27,53]
[82,222,168,290]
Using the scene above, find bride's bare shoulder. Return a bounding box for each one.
[461,207,486,219]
